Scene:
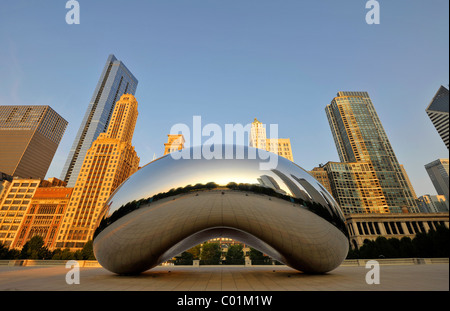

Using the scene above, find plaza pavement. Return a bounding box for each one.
[0,263,448,291]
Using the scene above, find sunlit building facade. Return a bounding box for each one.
[316,162,388,215]
[250,118,294,161]
[400,164,418,200]
[266,138,294,162]
[57,94,140,249]
[164,134,185,155]
[417,195,449,213]
[308,166,332,194]
[60,54,138,187]
[325,91,418,213]
[345,212,449,249]
[0,179,40,248]
[12,179,72,250]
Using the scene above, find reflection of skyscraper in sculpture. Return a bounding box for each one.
[257,175,286,195]
[60,55,138,187]
[326,91,418,213]
[290,175,329,208]
[56,94,140,249]
[271,169,311,202]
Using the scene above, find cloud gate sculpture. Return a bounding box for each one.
[93,145,349,274]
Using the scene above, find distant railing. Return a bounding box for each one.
[0,258,447,267]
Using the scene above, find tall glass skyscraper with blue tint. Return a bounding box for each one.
[60,54,138,187]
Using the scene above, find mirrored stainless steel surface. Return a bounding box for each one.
[93,145,349,274]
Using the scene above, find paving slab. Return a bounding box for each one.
[0,264,448,291]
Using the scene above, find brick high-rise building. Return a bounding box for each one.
[0,177,66,249]
[12,180,72,250]
[0,105,67,179]
[57,94,140,249]
[0,178,40,248]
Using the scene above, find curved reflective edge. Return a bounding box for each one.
[93,144,349,240]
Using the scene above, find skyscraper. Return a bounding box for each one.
[326,91,418,213]
[417,194,449,213]
[164,134,185,155]
[57,94,140,249]
[308,166,333,194]
[249,118,267,150]
[266,138,294,162]
[250,118,294,161]
[425,158,449,200]
[400,164,418,200]
[61,54,138,187]
[0,105,68,179]
[311,161,388,214]
[426,85,449,149]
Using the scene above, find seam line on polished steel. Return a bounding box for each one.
[93,145,349,274]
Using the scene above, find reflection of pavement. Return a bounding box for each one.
[0,264,447,291]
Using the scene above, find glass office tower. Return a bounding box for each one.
[426,85,449,149]
[60,54,138,187]
[0,105,68,179]
[425,158,449,200]
[325,91,418,213]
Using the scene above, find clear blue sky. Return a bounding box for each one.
[0,1,448,196]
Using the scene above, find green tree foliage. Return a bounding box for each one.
[200,242,221,265]
[225,244,244,265]
[0,242,15,259]
[186,245,201,260]
[174,251,194,265]
[19,236,52,259]
[81,240,96,260]
[0,239,95,260]
[347,225,449,259]
[249,247,271,265]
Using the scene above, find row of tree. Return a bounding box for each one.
[347,225,449,259]
[174,243,244,265]
[0,236,96,260]
[2,226,448,262]
[173,243,281,265]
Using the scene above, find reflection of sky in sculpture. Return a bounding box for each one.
[104,145,346,227]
